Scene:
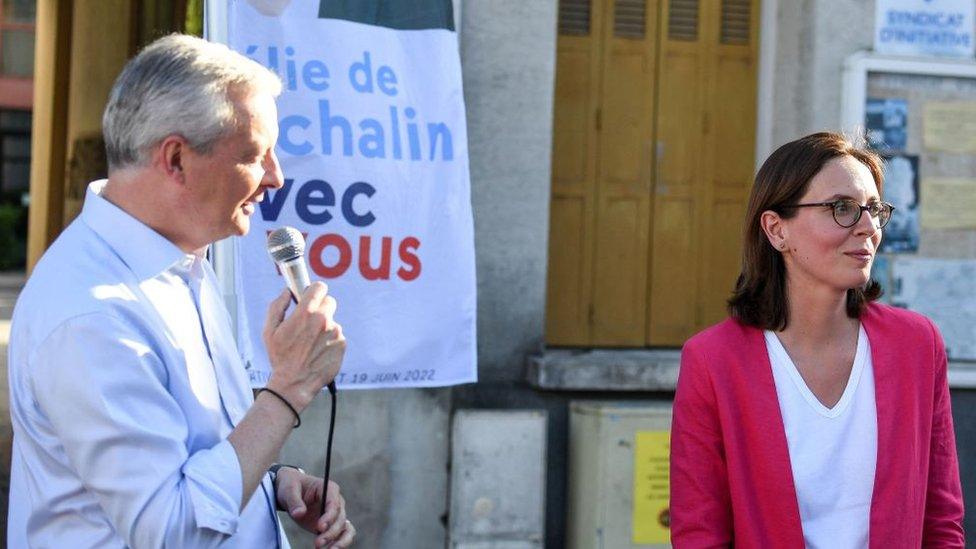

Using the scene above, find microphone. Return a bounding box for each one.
[266,226,310,302]
[266,226,338,515]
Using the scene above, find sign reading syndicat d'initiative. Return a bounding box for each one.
[875,0,975,58]
[224,0,476,389]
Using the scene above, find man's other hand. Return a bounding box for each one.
[275,468,355,547]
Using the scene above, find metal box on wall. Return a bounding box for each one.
[449,410,548,548]
[567,401,672,549]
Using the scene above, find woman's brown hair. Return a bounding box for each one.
[727,132,885,330]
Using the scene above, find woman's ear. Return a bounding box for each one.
[760,210,788,252]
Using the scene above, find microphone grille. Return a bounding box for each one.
[266,226,306,262]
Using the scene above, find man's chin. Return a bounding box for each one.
[228,215,250,238]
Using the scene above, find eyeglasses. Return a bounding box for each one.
[779,198,895,229]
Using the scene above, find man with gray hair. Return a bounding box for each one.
[7,34,355,547]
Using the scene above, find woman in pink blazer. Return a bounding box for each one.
[670,132,964,548]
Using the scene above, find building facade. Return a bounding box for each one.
[21,0,976,547]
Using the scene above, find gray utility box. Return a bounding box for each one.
[449,410,547,549]
[567,402,673,549]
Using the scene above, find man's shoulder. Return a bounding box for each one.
[14,220,141,345]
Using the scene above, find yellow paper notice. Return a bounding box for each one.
[924,102,976,153]
[921,177,976,230]
[632,431,671,544]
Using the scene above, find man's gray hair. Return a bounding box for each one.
[102,34,281,170]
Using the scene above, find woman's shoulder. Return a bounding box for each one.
[684,317,763,356]
[862,302,940,339]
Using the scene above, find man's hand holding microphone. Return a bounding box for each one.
[263,281,345,412]
[229,227,354,548]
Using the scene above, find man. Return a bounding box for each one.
[7,34,354,547]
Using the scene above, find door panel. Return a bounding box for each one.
[546,0,603,344]
[648,0,705,344]
[695,0,759,332]
[552,51,594,185]
[547,196,590,341]
[648,197,697,344]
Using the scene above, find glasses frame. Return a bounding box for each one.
[779,199,896,229]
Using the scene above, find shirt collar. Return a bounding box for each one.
[80,179,201,281]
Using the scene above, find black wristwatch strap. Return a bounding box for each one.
[269,463,305,485]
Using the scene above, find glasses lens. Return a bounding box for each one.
[832,199,860,227]
[876,203,893,228]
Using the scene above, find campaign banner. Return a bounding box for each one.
[874,0,975,58]
[223,0,476,389]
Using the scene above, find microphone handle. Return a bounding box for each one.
[279,256,311,301]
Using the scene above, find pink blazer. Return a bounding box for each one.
[670,303,964,548]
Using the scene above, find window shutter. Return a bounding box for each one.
[559,0,591,35]
[614,0,646,39]
[667,0,698,41]
[720,0,751,45]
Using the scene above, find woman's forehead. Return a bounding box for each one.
[803,156,879,199]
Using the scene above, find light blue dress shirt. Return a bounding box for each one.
[7,180,289,548]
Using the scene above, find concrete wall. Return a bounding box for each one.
[452,0,560,545]
[769,0,874,146]
[460,0,556,382]
[279,389,451,548]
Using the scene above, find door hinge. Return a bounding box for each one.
[595,108,602,131]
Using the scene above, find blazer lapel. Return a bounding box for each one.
[862,305,905,546]
[740,325,805,545]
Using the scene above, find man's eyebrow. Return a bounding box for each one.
[240,145,261,159]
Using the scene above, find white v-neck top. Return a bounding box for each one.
[764,326,878,549]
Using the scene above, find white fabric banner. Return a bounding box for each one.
[223,0,476,389]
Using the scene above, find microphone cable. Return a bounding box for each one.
[287,292,339,517]
[321,380,337,516]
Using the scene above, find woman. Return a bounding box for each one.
[670,132,964,548]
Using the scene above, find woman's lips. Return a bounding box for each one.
[845,250,873,262]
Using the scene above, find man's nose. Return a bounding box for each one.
[264,150,284,188]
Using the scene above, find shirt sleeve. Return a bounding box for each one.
[669,341,734,548]
[30,312,244,549]
[922,319,965,548]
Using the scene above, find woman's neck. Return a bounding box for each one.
[779,274,858,348]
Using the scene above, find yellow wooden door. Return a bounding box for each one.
[546,0,604,345]
[547,0,659,346]
[649,0,759,344]
[647,0,706,345]
[546,0,759,347]
[590,0,658,345]
[697,0,760,330]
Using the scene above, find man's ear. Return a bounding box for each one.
[155,135,188,183]
[760,210,789,252]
